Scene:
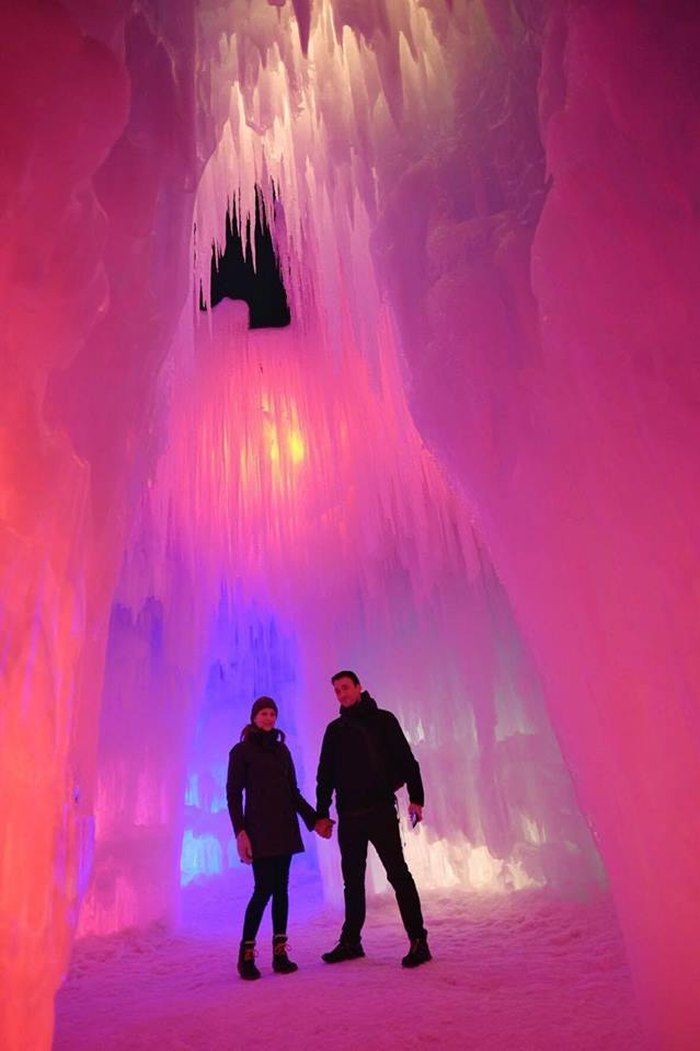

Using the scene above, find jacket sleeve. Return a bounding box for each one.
[315,725,335,819]
[286,747,317,830]
[386,713,424,806]
[226,745,246,835]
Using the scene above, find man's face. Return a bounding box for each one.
[333,676,362,708]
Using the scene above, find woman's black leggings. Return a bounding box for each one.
[242,854,292,941]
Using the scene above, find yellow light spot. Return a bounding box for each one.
[288,429,305,464]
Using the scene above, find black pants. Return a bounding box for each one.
[242,854,292,941]
[338,801,426,943]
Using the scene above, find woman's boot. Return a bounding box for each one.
[238,939,261,980]
[272,934,298,974]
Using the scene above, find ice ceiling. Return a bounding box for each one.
[2,1,699,1049]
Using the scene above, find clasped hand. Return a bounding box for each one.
[314,817,334,839]
[408,802,423,826]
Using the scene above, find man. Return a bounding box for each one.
[315,670,431,968]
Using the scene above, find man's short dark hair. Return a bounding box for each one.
[331,669,360,686]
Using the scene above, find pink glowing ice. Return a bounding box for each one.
[1,3,699,1049]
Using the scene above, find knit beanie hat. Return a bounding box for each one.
[250,696,278,722]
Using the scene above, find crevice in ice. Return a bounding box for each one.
[200,184,291,329]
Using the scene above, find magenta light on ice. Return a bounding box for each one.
[2,2,699,1049]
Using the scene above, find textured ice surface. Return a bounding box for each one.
[3,2,699,1049]
[379,5,700,1042]
[1,4,198,1046]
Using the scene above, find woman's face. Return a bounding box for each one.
[254,707,277,731]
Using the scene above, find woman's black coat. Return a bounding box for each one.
[226,729,317,859]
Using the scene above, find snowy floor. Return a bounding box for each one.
[54,870,648,1050]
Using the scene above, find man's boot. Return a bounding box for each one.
[237,939,261,980]
[401,934,432,968]
[321,938,365,963]
[272,935,298,974]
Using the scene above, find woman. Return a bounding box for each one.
[226,696,320,980]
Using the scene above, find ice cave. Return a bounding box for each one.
[1,1,699,1048]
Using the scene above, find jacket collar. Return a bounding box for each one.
[250,727,281,746]
[340,690,377,718]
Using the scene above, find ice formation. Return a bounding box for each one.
[1,2,699,1049]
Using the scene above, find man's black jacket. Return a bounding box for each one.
[315,692,424,818]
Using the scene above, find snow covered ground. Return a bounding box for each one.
[54,870,647,1050]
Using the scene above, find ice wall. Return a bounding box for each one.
[370,2,700,1044]
[1,2,200,1047]
[3,1,698,1049]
